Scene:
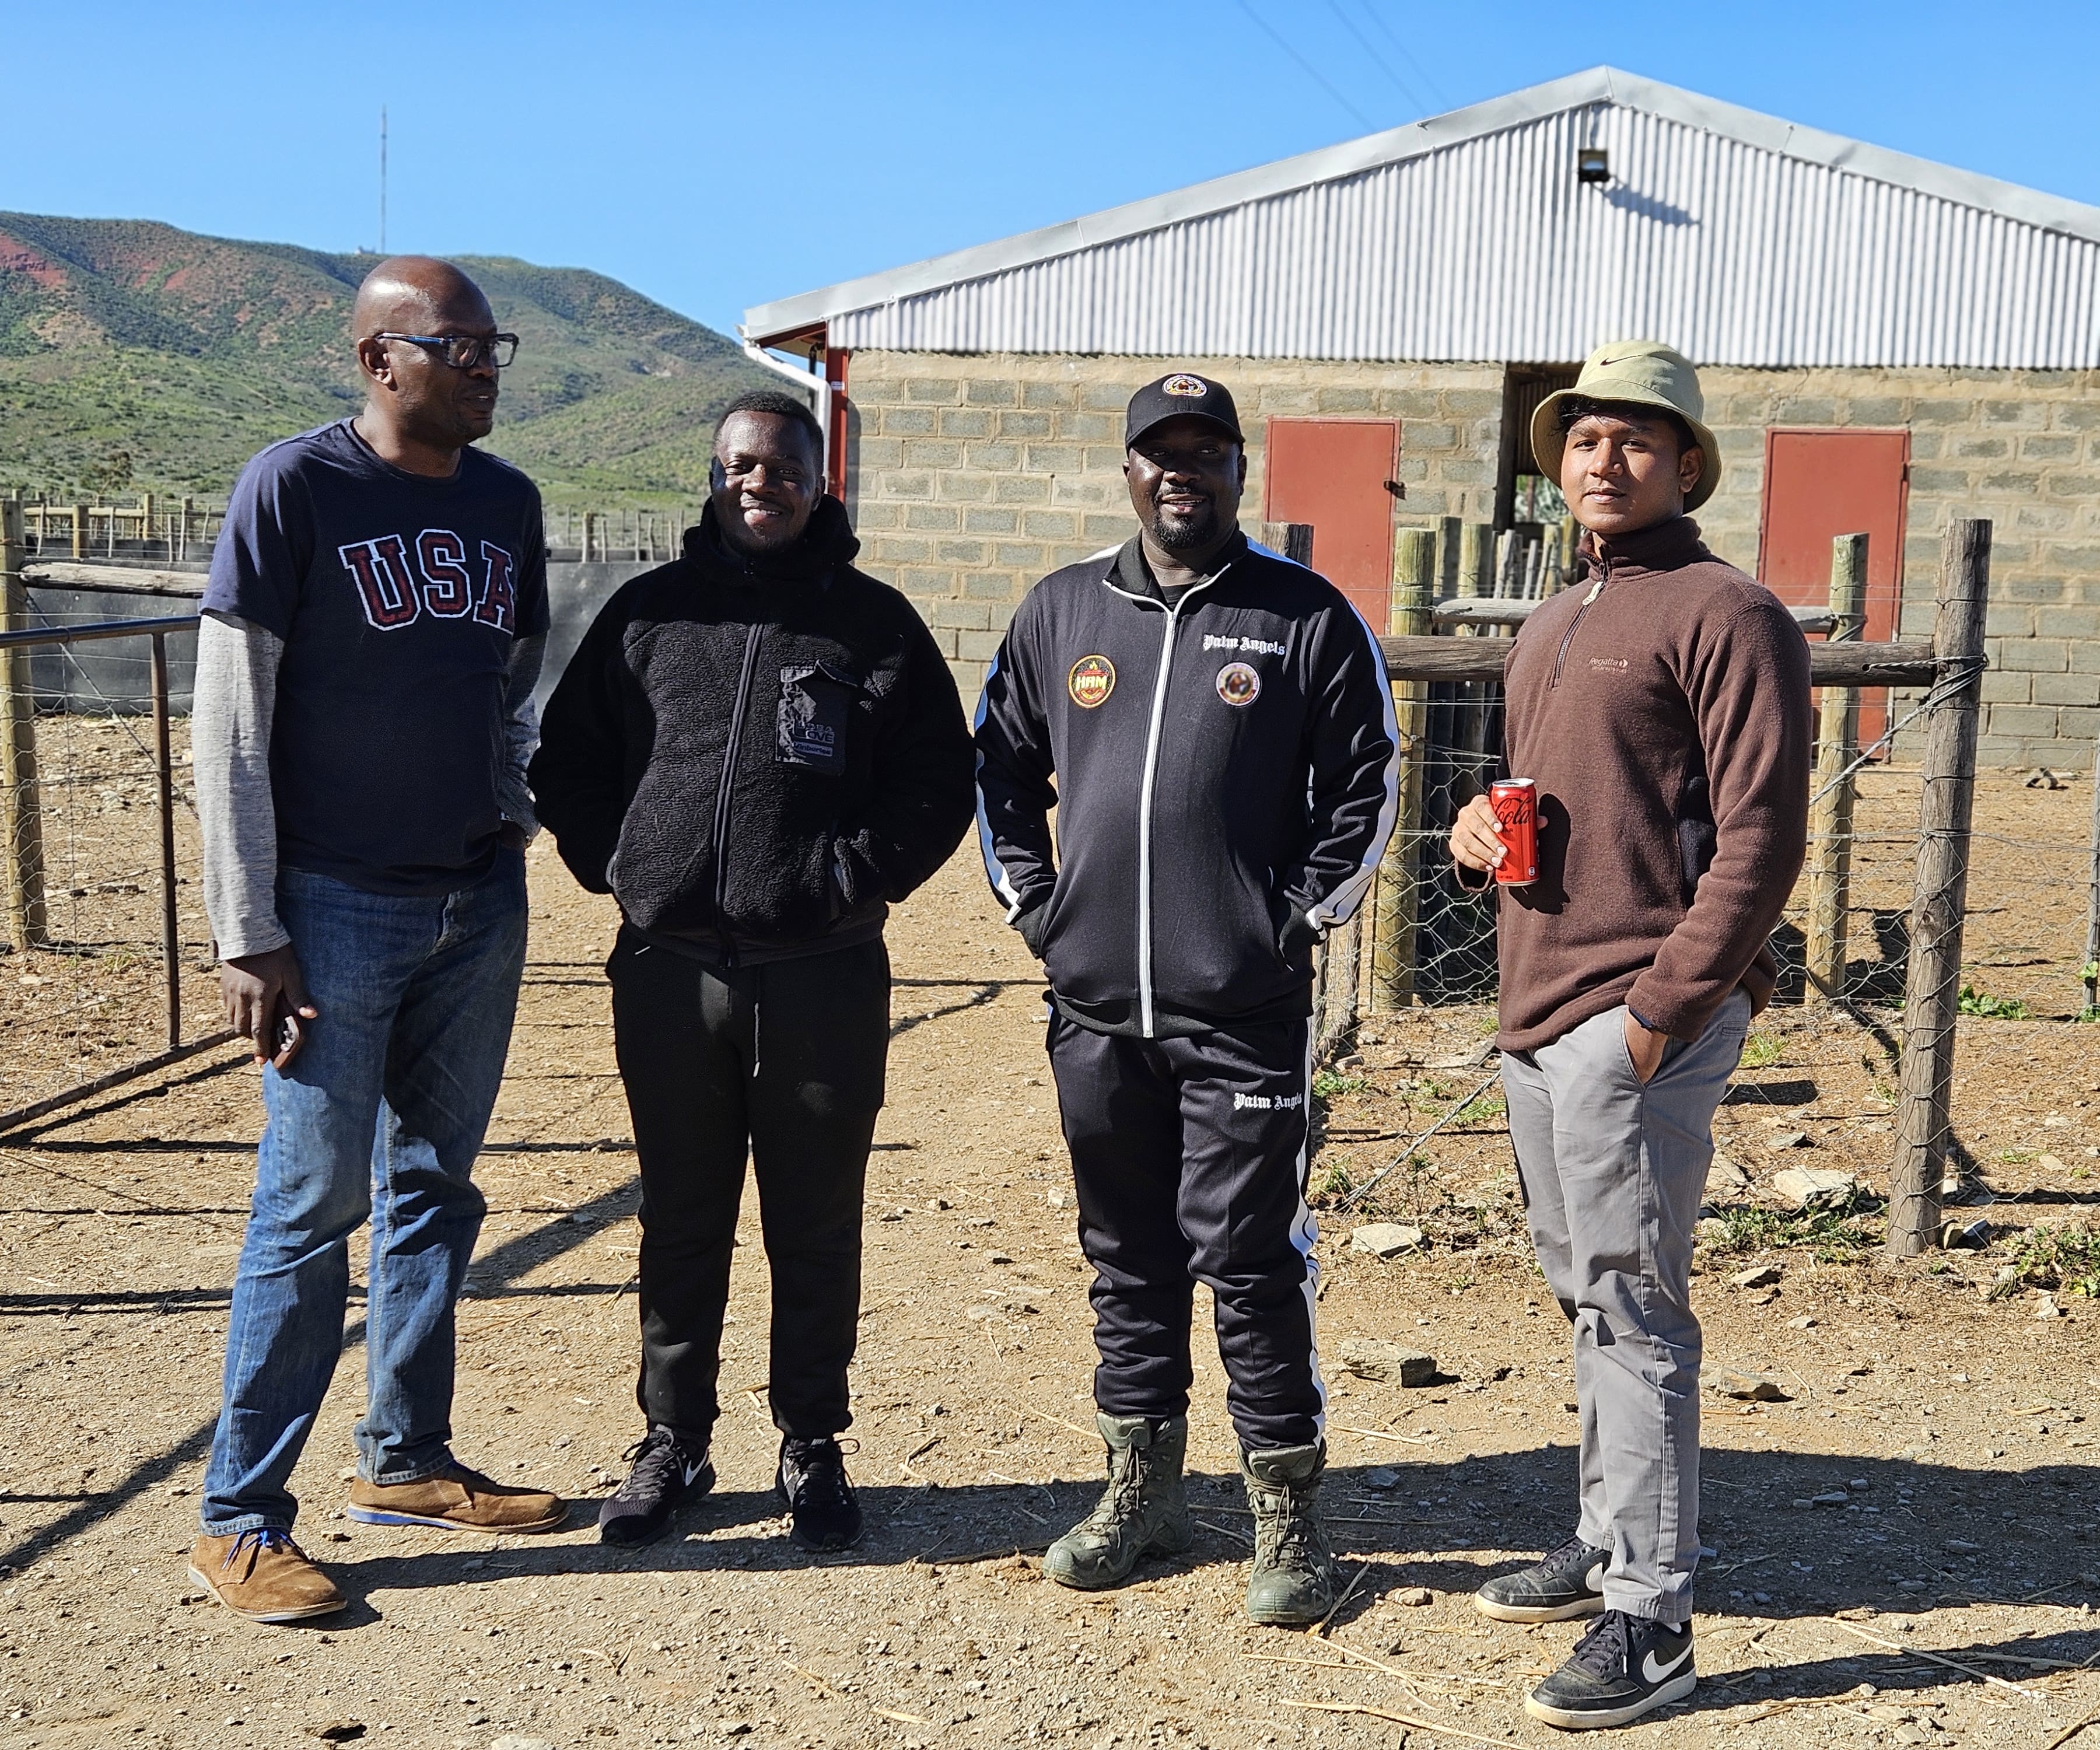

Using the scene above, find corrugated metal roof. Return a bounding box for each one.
[744,68,2100,369]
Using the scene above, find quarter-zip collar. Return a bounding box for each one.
[1571,514,1710,586]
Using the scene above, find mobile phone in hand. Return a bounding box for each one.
[271,1011,304,1070]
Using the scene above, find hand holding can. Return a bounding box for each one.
[1489,779,1538,886]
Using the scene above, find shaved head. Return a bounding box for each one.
[352,254,491,340]
[349,256,503,474]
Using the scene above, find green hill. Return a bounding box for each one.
[0,212,778,507]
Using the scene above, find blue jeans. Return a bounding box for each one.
[201,854,527,1536]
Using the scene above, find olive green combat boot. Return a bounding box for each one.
[1240,1441,1337,1625]
[1042,1413,1192,1590]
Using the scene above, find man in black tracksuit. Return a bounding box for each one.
[974,372,1399,1623]
[531,390,974,1550]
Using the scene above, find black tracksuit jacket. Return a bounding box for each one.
[974,531,1399,1037]
[530,498,974,962]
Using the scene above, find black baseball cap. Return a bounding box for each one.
[1124,372,1245,449]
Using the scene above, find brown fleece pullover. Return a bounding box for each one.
[1489,515,1811,1053]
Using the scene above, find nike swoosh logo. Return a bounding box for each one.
[682,1462,704,1486]
[1642,1644,1694,1685]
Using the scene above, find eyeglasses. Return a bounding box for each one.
[372,331,519,370]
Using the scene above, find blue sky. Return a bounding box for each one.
[2,0,2092,338]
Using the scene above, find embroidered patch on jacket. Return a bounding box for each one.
[1161,374,1209,397]
[1215,662,1261,706]
[1068,654,1116,708]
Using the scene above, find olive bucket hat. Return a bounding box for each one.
[1531,340,1721,512]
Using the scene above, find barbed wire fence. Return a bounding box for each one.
[1308,517,2094,1258]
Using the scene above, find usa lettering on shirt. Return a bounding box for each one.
[1202,633,1287,657]
[337,530,519,635]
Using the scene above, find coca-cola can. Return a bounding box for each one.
[1489,778,1538,887]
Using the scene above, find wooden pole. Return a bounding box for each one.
[1434,514,1461,598]
[1370,528,1435,1011]
[70,503,86,561]
[1888,519,1992,1257]
[1454,523,1494,803]
[0,501,47,951]
[1803,533,1870,1000]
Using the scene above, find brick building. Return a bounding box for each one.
[745,68,2100,766]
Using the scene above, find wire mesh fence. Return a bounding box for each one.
[1317,733,2100,1049]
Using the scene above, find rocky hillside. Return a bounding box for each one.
[0,213,776,505]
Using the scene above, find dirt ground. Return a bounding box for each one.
[1,821,2098,1750]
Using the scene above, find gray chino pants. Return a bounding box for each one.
[1500,989,1750,1625]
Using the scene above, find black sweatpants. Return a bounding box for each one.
[1047,1012,1322,1450]
[607,928,889,1444]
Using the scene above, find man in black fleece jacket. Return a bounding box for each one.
[530,390,973,1552]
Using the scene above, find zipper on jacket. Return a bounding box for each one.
[1121,562,1231,1038]
[710,621,764,964]
[1550,551,1609,688]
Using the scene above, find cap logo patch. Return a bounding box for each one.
[1161,374,1208,397]
[1215,662,1261,707]
[1068,654,1116,709]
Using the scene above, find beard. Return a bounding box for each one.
[1147,498,1220,552]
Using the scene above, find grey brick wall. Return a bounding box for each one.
[842,351,2099,765]
[842,352,1504,699]
[1695,366,2100,769]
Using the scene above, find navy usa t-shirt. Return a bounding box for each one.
[204,419,550,896]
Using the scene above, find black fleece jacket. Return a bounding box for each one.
[530,498,974,963]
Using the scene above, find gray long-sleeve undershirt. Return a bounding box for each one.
[192,611,545,963]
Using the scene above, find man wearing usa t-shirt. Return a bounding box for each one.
[187,257,563,1623]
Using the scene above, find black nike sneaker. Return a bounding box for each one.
[597,1426,715,1546]
[1524,1609,1695,1730]
[777,1436,863,1552]
[1474,1535,1610,1622]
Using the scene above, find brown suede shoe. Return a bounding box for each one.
[188,1529,345,1623]
[346,1460,565,1532]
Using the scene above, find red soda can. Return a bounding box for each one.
[1489,779,1538,886]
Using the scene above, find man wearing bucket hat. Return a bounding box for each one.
[974,370,1399,1624]
[1448,342,1810,1728]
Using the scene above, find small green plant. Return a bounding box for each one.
[1738,1031,1785,1070]
[1713,1194,1882,1263]
[1990,1223,2100,1301]
[1995,1147,2038,1166]
[1311,1158,1354,1202]
[1311,1069,1367,1100]
[1460,1088,1508,1126]
[1957,983,2033,1020]
[2078,1006,2100,1026]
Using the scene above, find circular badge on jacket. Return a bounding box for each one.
[1068,654,1116,709]
[1216,661,1261,706]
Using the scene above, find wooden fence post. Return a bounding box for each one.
[0,500,47,952]
[69,503,86,561]
[1370,528,1436,1011]
[1804,533,1870,999]
[1888,519,1991,1257]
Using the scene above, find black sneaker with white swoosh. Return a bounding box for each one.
[1524,1609,1695,1730]
[1473,1534,1609,1622]
[597,1426,715,1546]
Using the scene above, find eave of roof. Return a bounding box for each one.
[744,64,2100,343]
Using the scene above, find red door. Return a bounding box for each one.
[1262,418,1401,630]
[1758,428,1910,745]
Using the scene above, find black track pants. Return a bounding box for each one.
[1047,1013,1322,1450]
[607,929,888,1444]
